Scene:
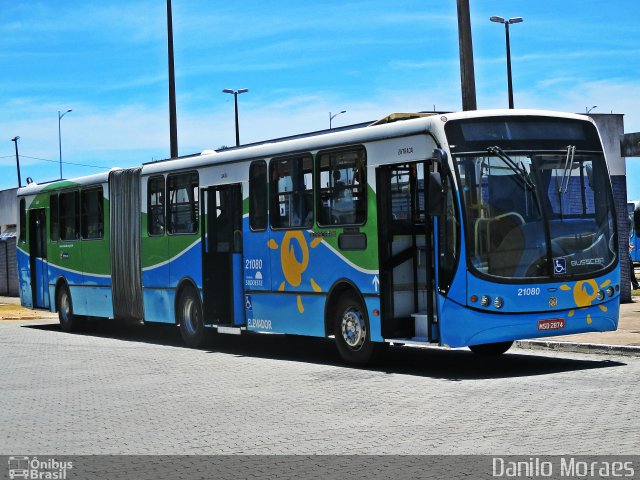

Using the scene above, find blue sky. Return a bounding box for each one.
[1,1,639,196]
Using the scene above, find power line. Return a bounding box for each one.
[20,155,108,170]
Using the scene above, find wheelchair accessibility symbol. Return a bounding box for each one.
[245,294,253,311]
[553,257,567,275]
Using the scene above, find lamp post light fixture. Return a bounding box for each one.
[222,88,249,146]
[58,109,72,179]
[11,136,22,188]
[586,106,598,114]
[490,16,523,109]
[329,110,346,129]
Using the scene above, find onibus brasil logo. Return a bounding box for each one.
[8,456,73,479]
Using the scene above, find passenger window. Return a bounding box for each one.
[60,191,80,241]
[270,155,313,229]
[249,161,268,231]
[148,176,165,236]
[316,148,367,226]
[50,194,59,241]
[19,199,26,242]
[168,172,199,234]
[81,188,104,239]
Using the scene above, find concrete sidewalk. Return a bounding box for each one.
[2,295,639,356]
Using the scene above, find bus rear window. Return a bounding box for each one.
[19,198,26,242]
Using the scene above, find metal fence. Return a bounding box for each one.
[0,233,18,296]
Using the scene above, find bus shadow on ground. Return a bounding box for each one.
[23,321,626,381]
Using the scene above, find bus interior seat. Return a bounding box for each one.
[473,211,525,258]
[488,212,525,251]
[488,224,526,277]
[553,232,597,252]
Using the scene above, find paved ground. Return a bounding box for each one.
[0,317,638,455]
[541,299,640,347]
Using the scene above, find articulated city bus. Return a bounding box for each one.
[17,109,620,365]
[628,201,640,264]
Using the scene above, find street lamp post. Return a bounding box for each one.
[11,136,21,188]
[222,88,249,146]
[490,16,523,109]
[586,106,598,114]
[329,110,346,129]
[58,109,72,179]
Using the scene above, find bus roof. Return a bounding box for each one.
[142,108,593,177]
[18,109,595,196]
[17,169,118,197]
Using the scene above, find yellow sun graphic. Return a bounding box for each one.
[268,231,321,313]
[560,279,611,324]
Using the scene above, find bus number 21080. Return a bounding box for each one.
[518,287,541,296]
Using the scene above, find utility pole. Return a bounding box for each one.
[167,0,178,158]
[11,136,21,188]
[456,0,477,111]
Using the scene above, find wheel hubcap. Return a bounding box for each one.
[182,297,199,335]
[341,307,366,350]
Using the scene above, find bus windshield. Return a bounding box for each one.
[446,117,617,281]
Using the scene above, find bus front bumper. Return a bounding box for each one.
[438,297,620,348]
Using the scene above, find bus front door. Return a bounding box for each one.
[376,162,438,342]
[28,208,50,309]
[201,184,244,326]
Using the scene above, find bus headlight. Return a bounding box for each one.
[493,297,504,309]
[596,290,605,301]
[480,295,491,307]
[606,286,615,297]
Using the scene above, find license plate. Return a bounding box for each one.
[537,318,566,331]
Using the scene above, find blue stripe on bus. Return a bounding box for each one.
[142,239,203,290]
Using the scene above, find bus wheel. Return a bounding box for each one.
[333,293,381,366]
[178,286,206,348]
[57,285,83,332]
[469,341,513,356]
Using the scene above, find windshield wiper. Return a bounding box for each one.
[559,145,576,194]
[487,146,535,190]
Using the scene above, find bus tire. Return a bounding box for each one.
[333,292,382,366]
[57,284,83,332]
[177,285,206,348]
[469,341,513,356]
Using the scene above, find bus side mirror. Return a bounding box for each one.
[431,148,448,168]
[427,148,448,216]
[427,171,445,216]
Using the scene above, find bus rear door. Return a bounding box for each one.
[28,208,50,309]
[201,184,244,325]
